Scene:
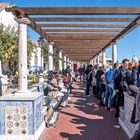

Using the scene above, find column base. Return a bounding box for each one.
[0,92,45,140]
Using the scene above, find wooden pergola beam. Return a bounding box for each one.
[44,29,122,33]
[21,7,140,15]
[50,34,116,40]
[39,24,128,28]
[32,17,134,22]
[54,40,109,45]
[57,45,104,49]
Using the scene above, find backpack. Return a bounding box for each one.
[105,69,114,83]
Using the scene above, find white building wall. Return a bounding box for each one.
[0,5,18,28]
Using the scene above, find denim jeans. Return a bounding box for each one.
[105,83,116,108]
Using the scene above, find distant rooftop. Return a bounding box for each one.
[0,3,9,10]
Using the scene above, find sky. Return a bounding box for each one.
[1,0,140,62]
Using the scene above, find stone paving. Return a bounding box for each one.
[39,82,129,140]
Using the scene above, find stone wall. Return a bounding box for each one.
[119,92,139,138]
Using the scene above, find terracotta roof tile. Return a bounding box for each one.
[0,3,9,10]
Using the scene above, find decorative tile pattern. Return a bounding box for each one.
[0,101,33,135]
[34,95,44,131]
[0,94,44,136]
[5,106,28,135]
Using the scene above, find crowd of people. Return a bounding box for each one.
[78,57,140,140]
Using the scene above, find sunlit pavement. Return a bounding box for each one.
[39,82,129,140]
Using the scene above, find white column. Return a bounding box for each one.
[67,57,70,65]
[48,42,54,71]
[97,55,100,65]
[36,46,41,67]
[71,61,74,71]
[30,52,35,67]
[41,55,44,70]
[15,18,30,92]
[112,42,117,64]
[0,60,2,75]
[59,50,63,71]
[93,58,96,65]
[102,51,106,65]
[64,55,67,69]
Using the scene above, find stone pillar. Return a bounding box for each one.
[112,42,117,64]
[67,57,70,65]
[0,60,2,75]
[41,55,44,71]
[48,42,54,71]
[15,18,30,92]
[102,51,106,66]
[64,55,67,69]
[71,61,74,71]
[36,46,41,67]
[30,52,35,67]
[97,55,100,65]
[93,58,96,65]
[59,50,63,71]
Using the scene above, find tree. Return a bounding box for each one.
[0,23,34,74]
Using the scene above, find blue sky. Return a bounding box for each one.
[1,0,140,62]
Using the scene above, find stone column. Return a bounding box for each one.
[97,55,100,65]
[93,58,96,65]
[0,60,2,75]
[64,55,67,69]
[59,50,63,71]
[112,42,117,64]
[67,57,70,65]
[48,42,54,71]
[15,18,30,92]
[36,46,41,67]
[102,51,106,65]
[30,52,35,67]
[41,55,44,71]
[71,61,74,71]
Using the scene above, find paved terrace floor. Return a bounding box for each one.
[39,82,129,140]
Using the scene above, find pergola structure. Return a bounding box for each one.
[6,7,140,62]
[5,6,140,91]
[1,6,140,140]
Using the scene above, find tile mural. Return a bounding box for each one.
[0,94,43,135]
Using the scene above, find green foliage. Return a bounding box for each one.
[27,37,34,67]
[54,49,59,70]
[0,23,18,73]
[0,23,34,74]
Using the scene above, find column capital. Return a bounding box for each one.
[111,42,116,46]
[48,42,54,45]
[59,49,63,53]
[15,18,30,24]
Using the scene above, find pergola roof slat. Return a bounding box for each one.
[5,6,140,61]
[39,24,128,28]
[21,7,140,15]
[32,17,135,22]
[43,29,122,33]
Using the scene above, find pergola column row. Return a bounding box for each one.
[91,43,117,66]
[17,17,118,92]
